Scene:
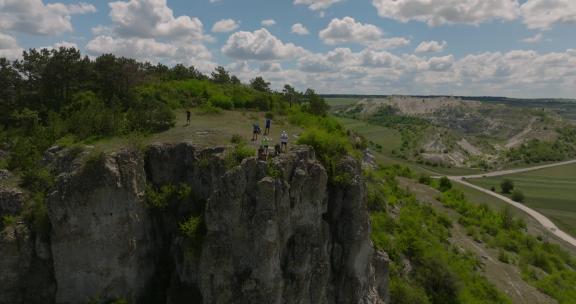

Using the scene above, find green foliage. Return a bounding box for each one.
[180,215,202,238]
[507,138,573,164]
[145,183,193,209]
[369,167,510,304]
[196,101,222,115]
[1,215,17,228]
[21,193,51,238]
[438,177,453,192]
[225,143,255,168]
[250,76,271,92]
[500,179,514,194]
[179,215,204,258]
[418,175,431,185]
[230,133,245,144]
[20,168,55,194]
[266,161,282,178]
[390,277,431,304]
[438,188,576,303]
[297,127,350,171]
[511,190,525,202]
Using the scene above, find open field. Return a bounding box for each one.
[324,97,362,108]
[93,110,303,152]
[469,163,576,238]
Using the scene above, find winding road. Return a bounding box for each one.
[443,160,576,248]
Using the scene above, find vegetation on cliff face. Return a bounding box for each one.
[367,167,511,304]
[436,187,576,303]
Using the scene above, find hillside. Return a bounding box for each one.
[335,96,576,169]
[1,48,575,304]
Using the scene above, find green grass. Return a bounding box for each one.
[91,110,302,152]
[469,163,576,237]
[325,97,362,108]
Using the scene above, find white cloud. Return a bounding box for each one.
[521,33,543,43]
[212,19,239,33]
[372,0,520,26]
[108,0,205,40]
[222,28,306,60]
[371,37,411,49]
[319,17,383,45]
[319,17,410,49]
[415,40,447,53]
[0,0,96,35]
[291,23,310,35]
[521,0,576,30]
[85,35,214,71]
[0,32,23,59]
[261,19,277,27]
[54,41,79,49]
[427,55,454,71]
[286,46,576,97]
[294,0,341,11]
[86,0,215,71]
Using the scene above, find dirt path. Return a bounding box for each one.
[399,178,557,304]
[506,117,536,149]
[431,159,576,249]
[450,178,576,248]
[452,159,576,179]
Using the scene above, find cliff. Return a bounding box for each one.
[0,143,388,304]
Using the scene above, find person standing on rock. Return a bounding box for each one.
[280,131,288,152]
[252,122,261,141]
[186,110,191,126]
[261,136,270,155]
[264,117,272,135]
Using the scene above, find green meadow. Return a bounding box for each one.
[469,163,576,237]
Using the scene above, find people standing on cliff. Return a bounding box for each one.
[186,110,191,126]
[280,131,288,152]
[252,122,261,141]
[261,137,270,154]
[264,117,272,135]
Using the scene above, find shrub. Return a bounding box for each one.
[196,101,222,115]
[225,143,255,168]
[180,215,202,238]
[418,175,431,185]
[20,168,55,194]
[498,250,511,264]
[511,190,525,203]
[501,179,514,194]
[230,133,245,144]
[144,183,193,209]
[438,177,452,192]
[297,127,350,170]
[266,161,282,178]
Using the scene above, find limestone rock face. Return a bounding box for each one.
[0,186,25,217]
[47,151,156,304]
[0,143,387,304]
[0,222,55,304]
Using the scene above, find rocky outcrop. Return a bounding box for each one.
[1,143,388,304]
[0,186,25,217]
[0,222,55,304]
[47,151,157,304]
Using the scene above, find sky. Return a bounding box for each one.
[1,0,576,98]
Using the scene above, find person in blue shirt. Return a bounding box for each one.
[252,122,261,141]
[264,118,272,135]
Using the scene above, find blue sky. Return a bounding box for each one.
[1,0,576,98]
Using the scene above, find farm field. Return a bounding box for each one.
[469,163,576,237]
